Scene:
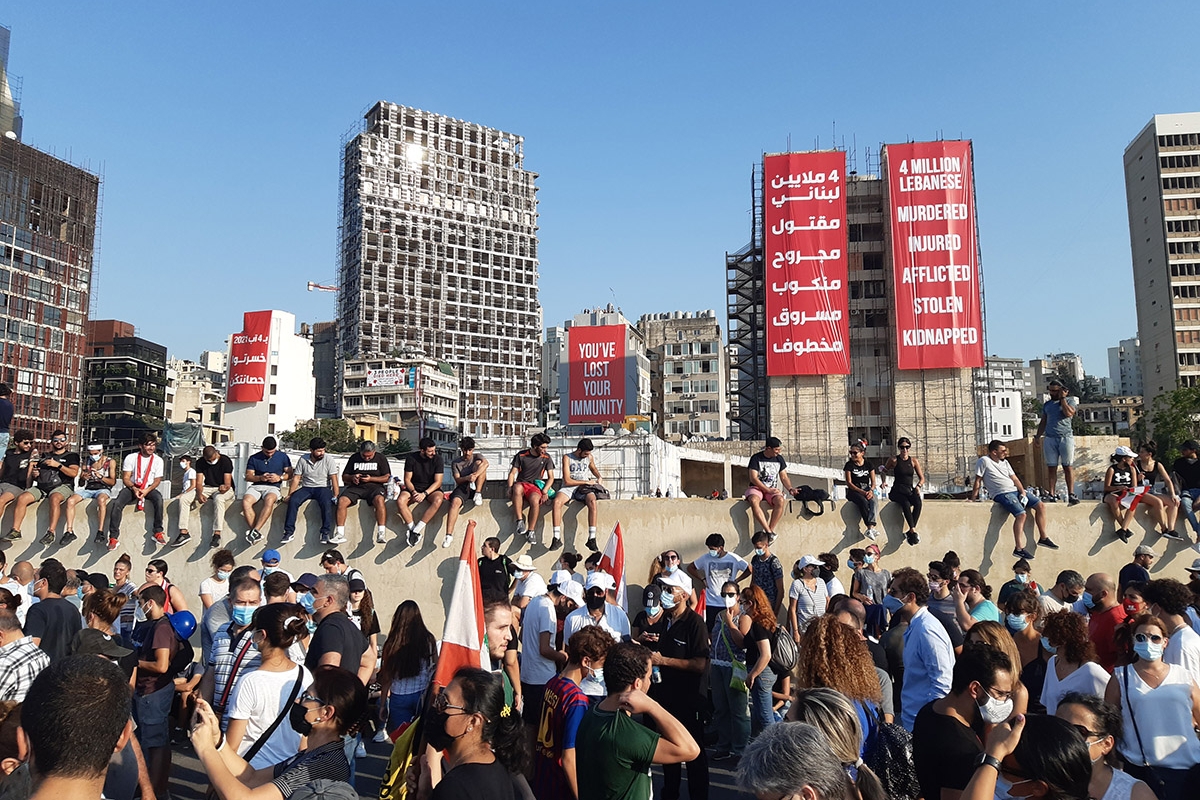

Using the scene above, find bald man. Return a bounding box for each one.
[1084,573,1126,673]
[830,596,888,671]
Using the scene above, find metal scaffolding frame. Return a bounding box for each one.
[726,165,768,440]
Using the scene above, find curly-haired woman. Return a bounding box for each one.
[794,614,885,751]
[1041,610,1109,715]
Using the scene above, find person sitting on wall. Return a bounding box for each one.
[397,437,444,549]
[12,430,80,547]
[107,432,165,552]
[551,438,606,552]
[242,437,293,546]
[332,441,391,546]
[443,437,489,550]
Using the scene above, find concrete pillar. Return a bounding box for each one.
[723,457,733,497]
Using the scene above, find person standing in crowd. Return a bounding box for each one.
[142,558,187,613]
[1040,611,1110,714]
[348,579,380,682]
[132,584,180,798]
[531,625,613,798]
[67,442,116,543]
[647,570,710,800]
[843,443,879,541]
[794,615,889,733]
[197,576,263,728]
[333,440,391,546]
[564,572,630,647]
[169,453,198,547]
[787,688,887,800]
[787,555,829,642]
[443,437,488,549]
[886,566,955,731]
[1141,578,1200,687]
[688,533,749,627]
[319,548,365,585]
[998,557,1038,609]
[709,580,750,762]
[113,553,138,644]
[632,583,666,645]
[520,577,583,731]
[26,558,81,662]
[199,548,236,610]
[378,599,437,737]
[1120,545,1156,597]
[575,642,700,800]
[242,436,292,546]
[195,445,236,549]
[957,714,1093,800]
[477,536,516,604]
[739,584,777,737]
[305,573,371,685]
[0,608,49,701]
[970,439,1057,560]
[964,620,1034,716]
[1105,613,1200,800]
[951,569,1000,631]
[9,429,80,546]
[744,436,794,540]
[398,437,445,548]
[1174,439,1200,544]
[510,554,547,617]
[1040,569,1086,620]
[749,530,785,614]
[736,721,854,800]
[282,437,339,547]
[107,432,165,551]
[1036,378,1081,504]
[507,432,554,544]
[1055,692,1157,800]
[850,543,890,637]
[817,553,844,597]
[0,431,32,540]
[884,436,925,545]
[551,438,606,551]
[1085,573,1128,673]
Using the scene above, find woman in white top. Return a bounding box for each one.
[1056,692,1156,800]
[1104,614,1200,800]
[1041,609,1111,714]
[198,548,235,610]
[817,553,845,598]
[787,555,828,644]
[225,602,313,770]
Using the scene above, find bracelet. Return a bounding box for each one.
[974,753,1001,772]
[216,733,226,752]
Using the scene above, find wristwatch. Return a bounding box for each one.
[974,753,1001,772]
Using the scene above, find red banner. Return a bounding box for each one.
[227,311,271,402]
[567,325,626,423]
[763,151,850,376]
[886,141,983,370]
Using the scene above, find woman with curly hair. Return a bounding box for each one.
[965,621,1031,716]
[738,584,778,736]
[1041,610,1111,714]
[794,614,884,745]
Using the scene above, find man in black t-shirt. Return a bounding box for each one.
[306,573,370,684]
[745,436,794,537]
[397,437,445,548]
[843,443,879,541]
[0,431,33,542]
[478,536,515,604]
[14,430,80,546]
[333,441,391,546]
[195,445,236,548]
[1173,439,1200,541]
[26,559,82,663]
[507,433,555,544]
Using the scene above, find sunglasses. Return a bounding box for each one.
[299,692,325,706]
[431,692,469,715]
[898,444,910,449]
[720,592,737,598]
[1134,632,1164,644]
[145,568,159,574]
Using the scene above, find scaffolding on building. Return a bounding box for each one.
[726,164,768,440]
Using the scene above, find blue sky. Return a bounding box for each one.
[6,2,1198,379]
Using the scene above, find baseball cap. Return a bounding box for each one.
[656,569,692,592]
[796,554,823,572]
[585,571,615,592]
[348,578,367,593]
[558,580,584,607]
[84,572,111,590]
[642,584,663,607]
[1187,557,1200,574]
[513,555,535,573]
[1114,446,1137,458]
[1134,545,1157,557]
[293,572,320,591]
[73,628,133,659]
[549,569,573,589]
[261,549,282,565]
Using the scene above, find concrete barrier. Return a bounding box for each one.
[8,494,1196,633]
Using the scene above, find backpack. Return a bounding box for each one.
[793,485,831,516]
[136,617,195,678]
[862,704,921,800]
[769,625,799,673]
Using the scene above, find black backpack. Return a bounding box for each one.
[135,617,195,677]
[793,485,831,515]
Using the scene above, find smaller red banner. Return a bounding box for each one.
[227,311,271,403]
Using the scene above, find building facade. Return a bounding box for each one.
[542,325,566,427]
[550,305,651,432]
[222,310,314,442]
[337,102,541,437]
[1125,113,1200,409]
[83,320,167,448]
[637,310,728,442]
[341,354,460,448]
[1107,337,1142,397]
[309,321,338,417]
[1077,395,1143,436]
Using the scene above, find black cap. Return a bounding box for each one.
[348,578,367,593]
[642,584,662,606]
[73,628,133,659]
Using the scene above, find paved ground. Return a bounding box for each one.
[167,736,748,799]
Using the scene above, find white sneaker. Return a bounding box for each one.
[372,728,389,743]
[375,528,387,544]
[355,741,367,758]
[526,528,537,545]
[865,528,879,541]
[474,493,484,507]
[328,531,347,544]
[441,533,454,549]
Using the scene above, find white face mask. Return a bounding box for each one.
[723,595,738,609]
[977,690,1014,725]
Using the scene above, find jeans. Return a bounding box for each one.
[749,665,777,737]
[847,491,877,526]
[652,703,708,800]
[1181,488,1200,536]
[889,484,922,529]
[109,488,163,537]
[387,689,424,735]
[284,486,334,535]
[708,663,750,755]
[0,433,9,454]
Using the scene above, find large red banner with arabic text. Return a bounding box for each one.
[886,141,983,370]
[227,311,271,402]
[567,324,627,423]
[763,151,850,376]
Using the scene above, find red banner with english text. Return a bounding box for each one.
[567,325,627,424]
[227,311,272,402]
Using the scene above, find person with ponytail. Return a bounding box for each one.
[789,687,886,800]
[191,665,367,799]
[410,667,533,800]
[225,603,313,770]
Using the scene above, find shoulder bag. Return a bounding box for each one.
[720,621,748,693]
[244,665,305,762]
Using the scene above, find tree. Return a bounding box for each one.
[1142,385,1200,464]
[1021,396,1041,437]
[380,438,414,456]
[279,419,359,453]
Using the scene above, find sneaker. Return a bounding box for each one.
[107,537,119,551]
[379,528,391,545]
[550,536,563,549]
[39,530,55,545]
[515,520,527,537]
[60,530,77,545]
[245,528,263,545]
[474,493,484,507]
[280,531,295,545]
[409,529,423,547]
[1012,548,1035,560]
[209,533,222,549]
[441,533,453,549]
[864,528,879,541]
[154,531,168,545]
[170,532,191,548]
[355,741,367,759]
[1117,529,1132,543]
[906,530,920,546]
[768,532,778,545]
[3,529,20,542]
[320,533,330,545]
[328,531,347,544]
[1161,529,1186,542]
[372,727,389,743]
[1068,494,1081,506]
[711,751,734,762]
[526,528,537,545]
[1042,495,1059,503]
[586,536,599,552]
[93,529,106,544]
[1037,537,1059,550]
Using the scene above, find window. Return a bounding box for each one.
[1002,425,1012,437]
[1000,396,1011,409]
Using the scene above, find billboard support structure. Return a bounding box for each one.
[726,165,768,440]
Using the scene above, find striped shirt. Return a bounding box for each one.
[271,740,350,797]
[209,625,261,725]
[0,636,50,701]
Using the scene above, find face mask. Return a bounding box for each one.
[864,555,876,565]
[754,548,766,557]
[89,453,100,462]
[1006,614,1028,632]
[1081,592,1096,610]
[217,569,232,581]
[299,593,315,613]
[586,664,604,685]
[76,587,84,600]
[585,595,605,612]
[663,564,678,575]
[1015,573,1029,584]
[882,595,905,614]
[659,592,677,610]
[135,605,147,623]
[929,581,943,594]
[644,604,660,617]
[1134,639,1163,662]
[178,461,188,470]
[1123,601,1141,616]
[263,566,279,575]
[708,549,720,558]
[724,595,738,609]
[1040,636,1057,654]
[232,606,255,627]
[585,569,596,579]
[425,708,465,751]
[306,620,317,635]
[1189,457,1198,464]
[977,692,1014,725]
[288,703,315,736]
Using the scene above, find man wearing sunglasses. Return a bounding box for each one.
[11,430,80,546]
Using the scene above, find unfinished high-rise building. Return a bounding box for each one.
[337,102,541,437]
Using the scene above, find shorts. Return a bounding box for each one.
[339,483,386,506]
[1042,436,1074,468]
[76,487,112,500]
[515,482,545,500]
[24,484,73,502]
[0,483,21,498]
[243,484,282,501]
[744,487,784,506]
[520,681,546,725]
[132,682,175,748]
[449,483,476,505]
[993,490,1041,517]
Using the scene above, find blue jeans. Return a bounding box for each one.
[994,489,1041,517]
[284,486,334,535]
[708,663,750,755]
[750,665,777,737]
[1181,488,1200,535]
[387,689,424,735]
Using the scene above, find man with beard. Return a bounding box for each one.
[282,438,340,546]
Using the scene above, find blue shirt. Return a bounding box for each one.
[1042,397,1077,438]
[901,606,955,731]
[246,451,291,486]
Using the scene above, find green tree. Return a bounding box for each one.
[1021,396,1041,436]
[1142,385,1200,464]
[380,438,414,456]
[279,419,359,453]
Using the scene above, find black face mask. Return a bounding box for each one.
[289,703,314,736]
[585,594,606,612]
[426,708,465,751]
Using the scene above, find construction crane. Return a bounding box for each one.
[307,281,338,292]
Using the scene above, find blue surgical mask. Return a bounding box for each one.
[1006,614,1028,632]
[76,587,84,600]
[263,566,279,575]
[708,549,720,558]
[217,570,232,581]
[644,604,660,617]
[1015,573,1029,584]
[659,592,677,610]
[299,593,315,613]
[1041,636,1057,654]
[882,595,905,614]
[232,605,255,627]
[1134,639,1163,662]
[864,555,876,565]
[1082,592,1096,610]
[754,548,766,557]
[306,620,317,635]
[664,564,678,575]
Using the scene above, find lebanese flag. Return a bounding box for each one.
[597,522,628,610]
[433,520,488,688]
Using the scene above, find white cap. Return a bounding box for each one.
[558,580,585,607]
[585,571,615,592]
[512,554,535,573]
[796,554,823,572]
[1114,445,1137,458]
[549,569,573,588]
[656,569,693,592]
[87,443,103,452]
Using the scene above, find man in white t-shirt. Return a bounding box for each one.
[563,572,631,643]
[511,554,547,614]
[687,533,750,627]
[1144,578,1200,687]
[518,579,582,729]
[107,432,164,551]
[969,439,1055,562]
